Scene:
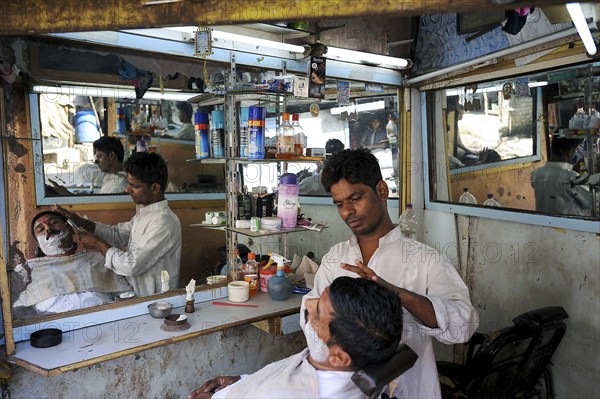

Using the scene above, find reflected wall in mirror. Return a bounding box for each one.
[34,89,225,199]
[426,61,599,219]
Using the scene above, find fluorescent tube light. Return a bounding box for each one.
[567,2,597,56]
[32,85,198,101]
[330,100,385,115]
[325,46,411,69]
[211,30,306,54]
[527,81,548,88]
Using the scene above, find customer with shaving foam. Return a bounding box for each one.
[11,211,132,316]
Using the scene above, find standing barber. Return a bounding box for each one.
[302,148,479,398]
[56,152,181,296]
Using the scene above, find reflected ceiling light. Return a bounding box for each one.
[330,100,385,115]
[527,81,548,88]
[32,85,197,101]
[566,2,597,56]
[325,46,412,69]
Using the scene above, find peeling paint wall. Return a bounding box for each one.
[6,326,307,398]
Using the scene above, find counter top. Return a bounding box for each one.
[10,292,303,376]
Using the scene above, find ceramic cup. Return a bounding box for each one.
[228,281,250,302]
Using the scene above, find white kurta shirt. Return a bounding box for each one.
[302,227,479,399]
[530,161,592,216]
[95,200,181,296]
[213,349,366,399]
[99,171,128,194]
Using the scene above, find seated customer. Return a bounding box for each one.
[299,139,345,196]
[531,137,593,216]
[11,211,132,317]
[188,276,404,399]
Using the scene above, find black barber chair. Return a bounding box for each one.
[352,344,418,399]
[438,306,568,399]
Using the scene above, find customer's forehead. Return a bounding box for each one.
[34,214,63,227]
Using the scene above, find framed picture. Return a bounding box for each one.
[194,27,213,57]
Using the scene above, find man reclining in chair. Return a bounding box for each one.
[11,211,132,317]
[188,276,405,399]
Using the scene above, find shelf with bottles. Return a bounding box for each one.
[556,128,600,138]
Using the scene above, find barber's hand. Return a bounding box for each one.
[341,259,379,283]
[77,229,111,255]
[46,180,72,196]
[54,205,95,233]
[188,376,240,398]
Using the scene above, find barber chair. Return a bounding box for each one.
[352,344,418,399]
[437,306,568,399]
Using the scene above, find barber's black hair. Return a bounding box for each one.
[328,276,403,369]
[30,210,67,238]
[124,151,168,192]
[551,137,583,158]
[321,148,383,193]
[93,136,125,162]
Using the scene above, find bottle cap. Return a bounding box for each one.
[406,203,413,208]
[248,252,256,259]
[292,113,300,121]
[280,173,297,185]
[487,193,493,198]
[282,112,290,120]
[463,188,469,192]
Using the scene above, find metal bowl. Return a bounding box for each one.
[148,301,173,318]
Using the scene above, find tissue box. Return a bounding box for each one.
[306,148,325,157]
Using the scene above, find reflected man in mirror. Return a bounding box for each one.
[56,152,182,296]
[189,277,404,399]
[531,137,593,216]
[11,211,133,318]
[299,139,345,196]
[169,102,195,141]
[93,136,129,194]
[46,136,129,195]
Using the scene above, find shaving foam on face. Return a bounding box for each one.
[37,230,72,256]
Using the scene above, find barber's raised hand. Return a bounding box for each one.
[53,205,96,233]
[341,259,379,283]
[188,376,240,399]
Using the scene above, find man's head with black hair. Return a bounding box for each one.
[124,152,168,205]
[321,148,383,193]
[30,210,76,257]
[93,136,125,173]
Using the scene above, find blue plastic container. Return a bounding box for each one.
[248,106,265,159]
[211,110,225,157]
[75,110,100,143]
[267,265,293,301]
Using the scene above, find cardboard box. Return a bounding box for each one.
[293,76,309,97]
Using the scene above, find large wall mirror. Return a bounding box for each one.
[31,87,226,206]
[425,61,599,220]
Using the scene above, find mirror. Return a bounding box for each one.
[426,61,599,219]
[239,92,400,198]
[33,89,226,202]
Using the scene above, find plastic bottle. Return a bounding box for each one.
[399,203,418,240]
[267,264,293,301]
[194,111,210,159]
[458,188,477,204]
[386,114,397,145]
[229,249,243,281]
[242,252,259,297]
[483,193,501,207]
[131,111,141,134]
[276,112,295,159]
[211,109,225,157]
[291,113,306,156]
[116,107,126,134]
[150,110,159,133]
[277,173,299,228]
[248,106,266,159]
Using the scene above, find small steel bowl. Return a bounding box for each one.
[164,313,188,326]
[31,328,62,348]
[148,301,173,318]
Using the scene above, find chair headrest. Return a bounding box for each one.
[351,344,418,399]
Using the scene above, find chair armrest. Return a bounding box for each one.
[351,344,418,399]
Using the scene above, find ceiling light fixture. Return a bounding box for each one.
[32,85,197,102]
[566,2,597,56]
[325,47,412,69]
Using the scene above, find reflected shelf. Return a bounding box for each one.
[186,156,324,163]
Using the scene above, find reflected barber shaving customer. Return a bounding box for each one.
[11,211,132,317]
[55,152,182,297]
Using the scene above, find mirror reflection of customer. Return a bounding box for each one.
[55,152,182,296]
[301,148,479,399]
[365,116,388,149]
[11,211,132,317]
[188,276,404,399]
[299,139,345,196]
[170,102,194,141]
[531,137,593,216]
